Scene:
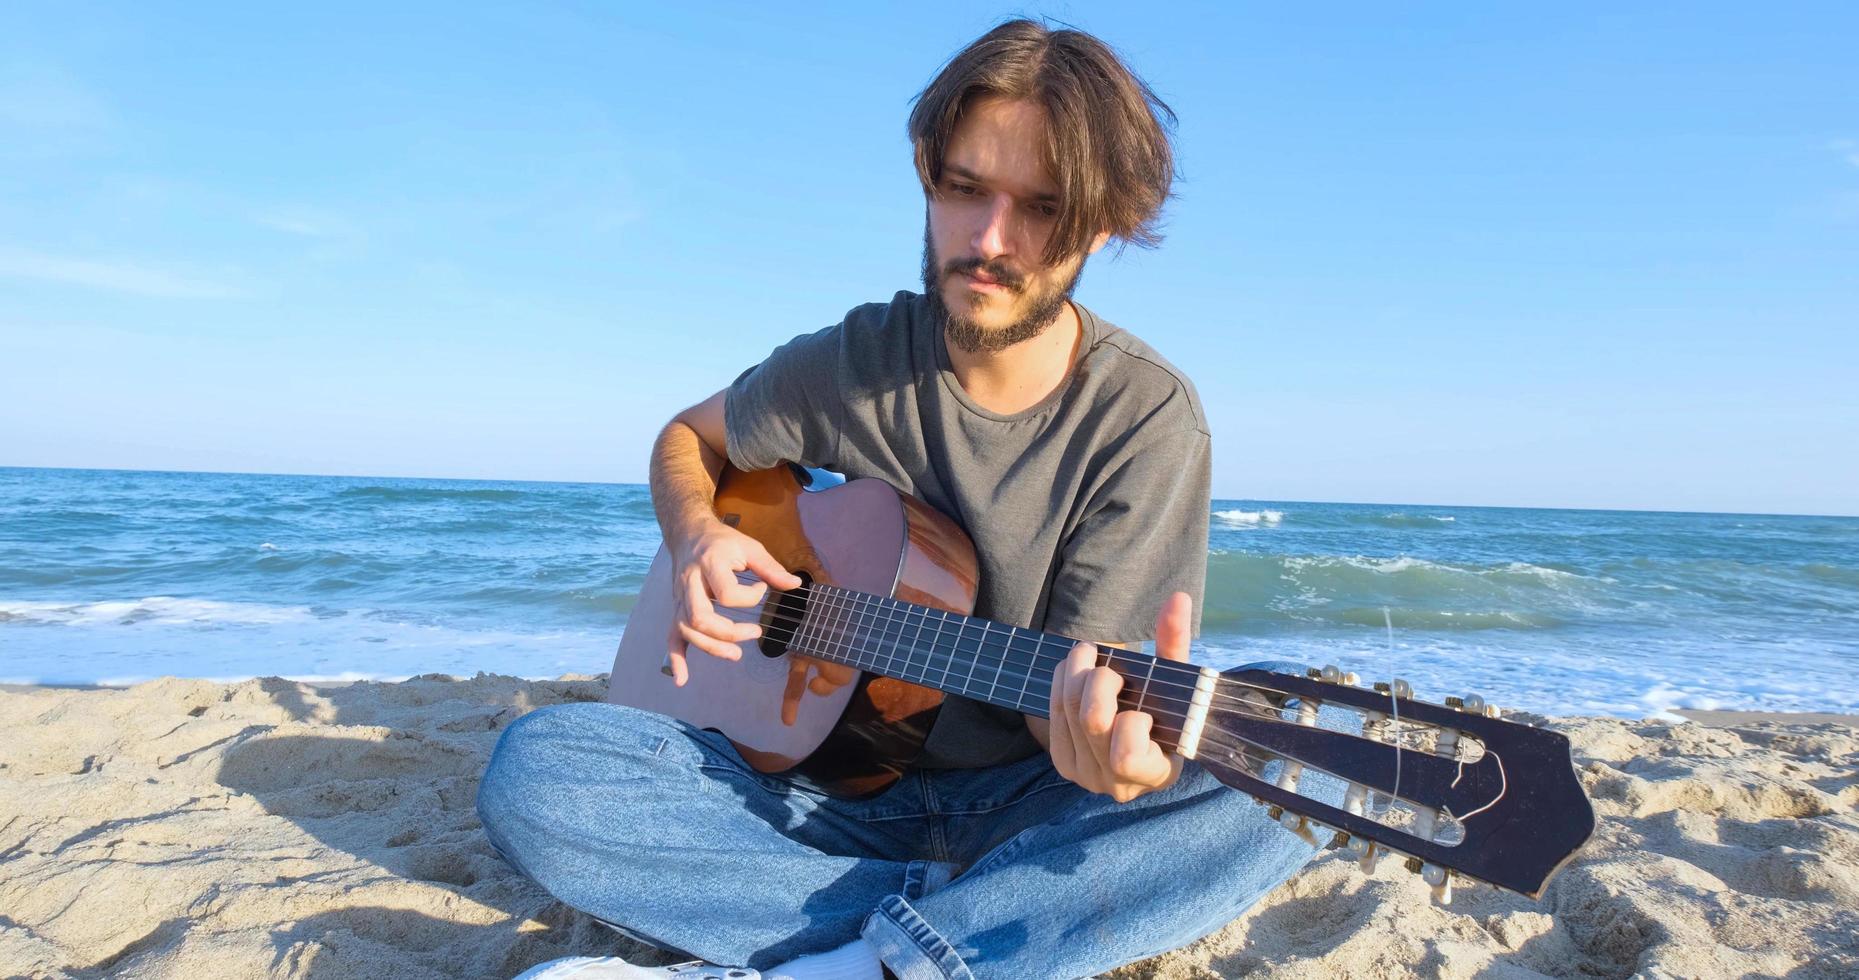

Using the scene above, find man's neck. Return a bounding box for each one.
[944,301,1085,415]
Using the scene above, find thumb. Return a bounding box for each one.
[1155,591,1193,662]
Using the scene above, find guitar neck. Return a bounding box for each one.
[791,582,1203,750]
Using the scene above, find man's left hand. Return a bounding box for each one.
[1048,591,1193,802]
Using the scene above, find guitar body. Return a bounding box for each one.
[605,465,979,797]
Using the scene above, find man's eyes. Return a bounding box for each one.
[943,181,1059,217]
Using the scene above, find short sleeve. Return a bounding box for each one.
[723,325,845,472]
[1044,425,1212,644]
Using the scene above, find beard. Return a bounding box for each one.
[922,225,1086,355]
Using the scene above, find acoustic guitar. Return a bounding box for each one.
[606,465,1595,901]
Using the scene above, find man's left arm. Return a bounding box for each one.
[1030,423,1212,801]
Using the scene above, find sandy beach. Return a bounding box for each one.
[1,675,1854,980]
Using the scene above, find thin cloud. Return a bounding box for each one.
[0,248,243,299]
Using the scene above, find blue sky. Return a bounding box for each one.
[2,2,1855,514]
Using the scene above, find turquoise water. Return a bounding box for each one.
[3,466,1856,719]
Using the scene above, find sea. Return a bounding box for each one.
[2,466,1856,720]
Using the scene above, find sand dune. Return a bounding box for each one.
[0,676,1854,979]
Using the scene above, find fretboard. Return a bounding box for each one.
[790,582,1201,750]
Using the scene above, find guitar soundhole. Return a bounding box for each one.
[756,570,813,659]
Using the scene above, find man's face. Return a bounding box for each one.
[922,98,1107,353]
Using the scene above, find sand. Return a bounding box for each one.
[0,675,1854,980]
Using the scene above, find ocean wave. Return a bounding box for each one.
[1200,551,1610,632]
[0,596,316,628]
[1214,509,1284,528]
[334,485,527,503]
[1372,513,1456,528]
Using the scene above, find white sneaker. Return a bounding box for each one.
[513,957,763,980]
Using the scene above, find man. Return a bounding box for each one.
[479,20,1324,980]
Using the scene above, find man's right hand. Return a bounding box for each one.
[664,519,803,687]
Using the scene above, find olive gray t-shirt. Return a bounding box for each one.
[724,290,1211,769]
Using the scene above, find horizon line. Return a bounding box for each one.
[3,463,1853,521]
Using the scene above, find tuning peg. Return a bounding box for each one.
[1444,693,1501,718]
[1392,678,1413,700]
[1277,811,1319,846]
[1328,830,1351,850]
[1314,664,1363,686]
[1406,857,1452,893]
[1422,863,1453,904]
[1357,841,1383,872]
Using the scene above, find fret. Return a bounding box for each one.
[824,588,856,668]
[847,591,876,672]
[860,593,889,673]
[981,620,1008,705]
[886,598,917,684]
[801,586,830,660]
[876,597,907,677]
[792,595,816,653]
[1135,652,1158,715]
[899,598,929,691]
[905,602,931,685]
[1031,634,1073,716]
[1010,626,1036,712]
[951,613,979,698]
[936,606,966,691]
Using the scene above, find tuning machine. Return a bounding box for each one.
[1403,856,1456,904]
[1445,693,1503,719]
[1312,663,1361,686]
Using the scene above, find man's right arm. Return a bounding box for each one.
[649,390,802,686]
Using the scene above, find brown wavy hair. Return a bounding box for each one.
[908,19,1178,266]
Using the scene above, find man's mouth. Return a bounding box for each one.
[951,266,1017,294]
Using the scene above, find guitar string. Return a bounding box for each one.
[705,576,1445,754]
[708,575,1450,750]
[771,584,1493,826]
[711,591,1443,759]
[714,572,1449,735]
[688,578,1495,832]
[719,571,1282,716]
[705,587,1263,720]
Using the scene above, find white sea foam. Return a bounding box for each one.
[1278,554,1582,584]
[0,596,315,627]
[1214,509,1284,527]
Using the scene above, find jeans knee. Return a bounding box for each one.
[478,703,611,841]
[477,702,688,838]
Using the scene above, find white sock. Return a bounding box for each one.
[769,938,884,980]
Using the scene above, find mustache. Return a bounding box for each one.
[942,256,1025,292]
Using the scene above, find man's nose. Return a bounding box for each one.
[971,193,1014,260]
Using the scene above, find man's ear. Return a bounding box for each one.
[1087,230,1113,256]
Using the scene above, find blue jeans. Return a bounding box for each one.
[477,670,1342,979]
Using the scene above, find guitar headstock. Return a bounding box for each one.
[1187,665,1595,902]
